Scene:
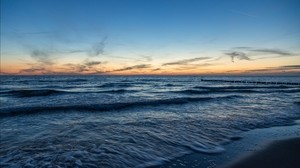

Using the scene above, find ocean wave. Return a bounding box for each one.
[98,83,132,88]
[0,95,241,116]
[281,89,300,93]
[2,89,67,98]
[164,83,182,87]
[37,79,88,83]
[294,101,300,105]
[193,85,292,90]
[10,78,88,83]
[185,142,225,154]
[1,88,136,98]
[174,89,257,94]
[99,89,134,93]
[181,87,300,95]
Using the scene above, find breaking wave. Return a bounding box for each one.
[99,83,132,88]
[0,89,135,98]
[0,95,241,116]
[193,85,292,90]
[174,89,257,94]
[2,89,67,98]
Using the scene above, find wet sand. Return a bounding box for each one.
[156,123,300,168]
[223,137,300,168]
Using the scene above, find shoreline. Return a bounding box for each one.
[156,123,300,168]
[223,137,300,168]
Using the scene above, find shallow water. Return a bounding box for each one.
[0,76,300,167]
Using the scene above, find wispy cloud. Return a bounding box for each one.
[112,64,151,72]
[19,67,49,74]
[17,34,109,74]
[63,63,89,72]
[172,63,212,70]
[245,65,300,73]
[84,61,102,66]
[63,60,103,73]
[19,48,104,74]
[280,65,300,69]
[249,49,292,56]
[61,63,151,74]
[139,55,152,62]
[232,47,252,50]
[225,51,251,62]
[30,49,54,65]
[151,68,161,72]
[88,36,107,57]
[162,57,211,66]
[224,47,297,62]
[19,49,56,74]
[66,49,86,54]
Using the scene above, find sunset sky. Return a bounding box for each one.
[1,0,300,75]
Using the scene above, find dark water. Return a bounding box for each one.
[0,76,300,167]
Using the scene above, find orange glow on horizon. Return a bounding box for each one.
[1,53,300,75]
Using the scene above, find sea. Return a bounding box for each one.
[0,76,299,167]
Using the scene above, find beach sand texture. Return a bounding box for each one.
[224,137,300,168]
[157,124,300,168]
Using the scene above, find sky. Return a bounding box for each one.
[1,0,300,75]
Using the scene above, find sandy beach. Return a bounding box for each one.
[156,123,300,168]
[224,137,300,168]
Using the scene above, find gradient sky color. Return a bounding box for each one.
[1,0,300,75]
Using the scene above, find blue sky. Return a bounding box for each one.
[1,0,300,75]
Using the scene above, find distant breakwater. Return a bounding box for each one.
[201,79,300,86]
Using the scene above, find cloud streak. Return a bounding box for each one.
[245,65,300,73]
[249,49,292,56]
[84,61,102,66]
[225,51,251,62]
[162,57,211,66]
[30,49,54,65]
[19,67,49,74]
[19,49,56,74]
[112,64,151,72]
[225,47,296,62]
[63,60,103,73]
[171,63,212,70]
[88,36,107,57]
[19,47,104,74]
